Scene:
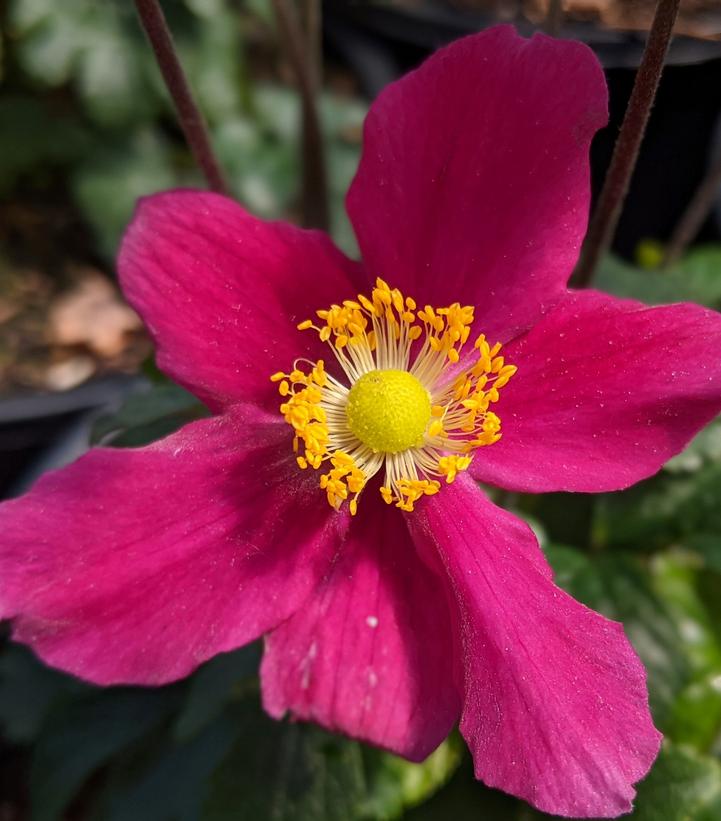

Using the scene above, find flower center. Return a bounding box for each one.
[271,278,517,514]
[346,369,431,454]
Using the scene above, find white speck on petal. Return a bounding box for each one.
[300,641,318,690]
[366,615,379,628]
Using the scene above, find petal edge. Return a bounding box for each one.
[409,477,661,817]
[119,190,362,411]
[0,407,346,685]
[347,26,607,340]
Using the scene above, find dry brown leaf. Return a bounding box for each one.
[48,270,142,357]
[0,298,20,325]
[43,356,97,391]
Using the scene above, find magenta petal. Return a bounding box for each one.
[119,190,362,411]
[409,476,661,818]
[472,290,721,493]
[260,495,461,761]
[347,26,607,339]
[0,407,346,685]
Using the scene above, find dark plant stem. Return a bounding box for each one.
[134,0,228,194]
[572,0,681,287]
[272,0,330,231]
[544,0,564,37]
[303,0,322,87]
[663,153,721,267]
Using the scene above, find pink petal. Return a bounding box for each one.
[0,407,346,685]
[472,290,721,493]
[346,26,607,340]
[409,476,661,818]
[119,190,362,411]
[260,493,461,761]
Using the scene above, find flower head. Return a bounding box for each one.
[3,24,721,819]
[274,276,516,513]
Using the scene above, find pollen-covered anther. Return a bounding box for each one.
[273,360,332,469]
[320,452,366,515]
[437,455,473,484]
[274,278,516,513]
[391,479,441,512]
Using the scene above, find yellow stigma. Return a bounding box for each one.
[346,370,431,454]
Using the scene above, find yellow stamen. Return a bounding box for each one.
[274,277,516,514]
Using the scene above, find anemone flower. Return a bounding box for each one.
[2,24,721,818]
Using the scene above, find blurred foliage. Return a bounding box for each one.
[595,247,721,309]
[2,0,721,819]
[1,0,365,259]
[91,381,208,447]
[0,644,461,821]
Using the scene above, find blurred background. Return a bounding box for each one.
[2,1,721,819]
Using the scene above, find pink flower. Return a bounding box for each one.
[2,24,721,817]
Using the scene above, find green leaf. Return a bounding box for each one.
[686,533,721,575]
[253,85,299,142]
[0,97,89,194]
[203,698,460,821]
[647,552,721,750]
[0,645,87,744]
[596,247,721,309]
[401,757,525,821]
[76,14,158,127]
[214,111,296,219]
[665,417,721,474]
[177,3,247,124]
[673,245,721,309]
[30,688,182,821]
[594,462,721,553]
[72,129,176,259]
[631,742,721,820]
[9,0,87,85]
[513,490,596,550]
[173,645,261,742]
[405,743,721,820]
[545,546,691,726]
[91,382,207,447]
[98,715,238,821]
[650,552,721,675]
[9,0,160,125]
[327,140,362,255]
[664,674,721,752]
[214,85,366,253]
[549,547,721,750]
[357,735,463,820]
[8,0,56,31]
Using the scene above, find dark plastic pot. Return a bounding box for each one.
[323,1,721,257]
[0,374,144,500]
